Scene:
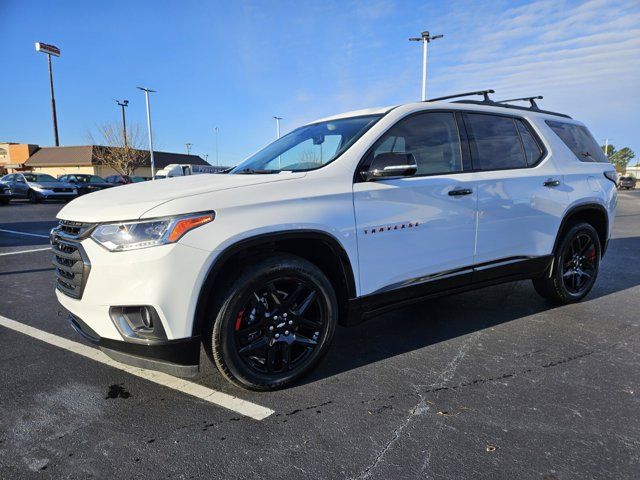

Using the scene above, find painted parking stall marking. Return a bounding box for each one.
[0,315,275,420]
[0,228,50,239]
[0,247,51,257]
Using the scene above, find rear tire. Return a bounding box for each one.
[533,222,601,304]
[205,254,338,391]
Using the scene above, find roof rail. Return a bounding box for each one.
[426,89,495,103]
[496,96,543,109]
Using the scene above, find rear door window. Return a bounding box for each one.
[464,114,527,170]
[545,120,608,162]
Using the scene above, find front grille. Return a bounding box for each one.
[51,220,95,299]
[53,187,72,193]
[58,220,95,238]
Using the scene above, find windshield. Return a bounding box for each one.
[231,115,382,173]
[75,175,106,183]
[23,174,58,183]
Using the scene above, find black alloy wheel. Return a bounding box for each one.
[560,232,597,294]
[207,254,337,390]
[233,278,326,375]
[533,222,601,304]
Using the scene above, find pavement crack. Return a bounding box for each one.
[353,332,481,480]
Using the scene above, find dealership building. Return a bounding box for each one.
[0,143,209,178]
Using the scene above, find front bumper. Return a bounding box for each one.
[53,232,217,377]
[36,191,78,200]
[69,314,200,377]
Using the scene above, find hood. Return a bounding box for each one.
[30,181,75,189]
[57,172,305,223]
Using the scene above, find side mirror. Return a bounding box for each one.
[16,178,25,183]
[362,152,417,181]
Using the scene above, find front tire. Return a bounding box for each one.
[533,222,601,304]
[28,190,42,204]
[205,254,338,391]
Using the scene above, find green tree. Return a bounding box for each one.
[601,144,636,172]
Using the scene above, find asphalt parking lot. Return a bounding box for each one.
[1,192,639,479]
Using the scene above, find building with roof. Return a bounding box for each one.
[0,143,39,173]
[0,144,209,178]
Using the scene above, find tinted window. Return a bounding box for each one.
[516,120,543,165]
[545,120,608,162]
[465,114,526,170]
[23,173,58,182]
[369,112,463,176]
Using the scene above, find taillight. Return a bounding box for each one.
[603,171,618,184]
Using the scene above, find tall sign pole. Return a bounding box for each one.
[35,42,61,146]
[137,87,157,179]
[116,100,129,147]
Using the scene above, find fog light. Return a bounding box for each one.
[109,306,167,343]
[140,306,153,328]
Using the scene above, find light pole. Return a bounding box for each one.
[185,143,193,156]
[137,87,157,179]
[603,138,610,158]
[115,99,129,147]
[409,31,443,101]
[35,42,61,146]
[273,116,282,139]
[214,127,220,166]
[273,116,283,168]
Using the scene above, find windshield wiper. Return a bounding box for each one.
[235,168,279,175]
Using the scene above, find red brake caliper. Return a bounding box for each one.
[235,309,244,331]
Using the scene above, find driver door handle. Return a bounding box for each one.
[544,178,561,187]
[448,188,473,196]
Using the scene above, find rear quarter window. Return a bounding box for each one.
[545,120,608,163]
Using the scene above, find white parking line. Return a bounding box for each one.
[0,315,274,420]
[0,228,50,239]
[0,247,51,257]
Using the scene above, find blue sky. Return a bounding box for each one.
[1,0,639,166]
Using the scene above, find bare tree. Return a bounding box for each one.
[90,123,148,175]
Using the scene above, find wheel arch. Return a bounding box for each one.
[192,230,357,337]
[554,203,609,257]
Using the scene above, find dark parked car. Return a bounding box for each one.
[619,176,636,189]
[104,175,147,186]
[58,174,114,195]
[0,173,77,203]
[0,181,12,205]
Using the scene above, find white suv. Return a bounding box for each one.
[51,91,617,390]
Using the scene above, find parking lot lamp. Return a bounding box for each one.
[137,87,157,179]
[273,116,282,139]
[115,100,129,147]
[35,42,61,146]
[185,143,193,156]
[408,31,443,101]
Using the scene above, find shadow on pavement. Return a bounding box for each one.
[302,235,640,386]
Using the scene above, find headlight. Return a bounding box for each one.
[31,185,48,192]
[91,212,214,252]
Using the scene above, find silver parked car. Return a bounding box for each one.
[0,173,78,203]
[618,176,636,189]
